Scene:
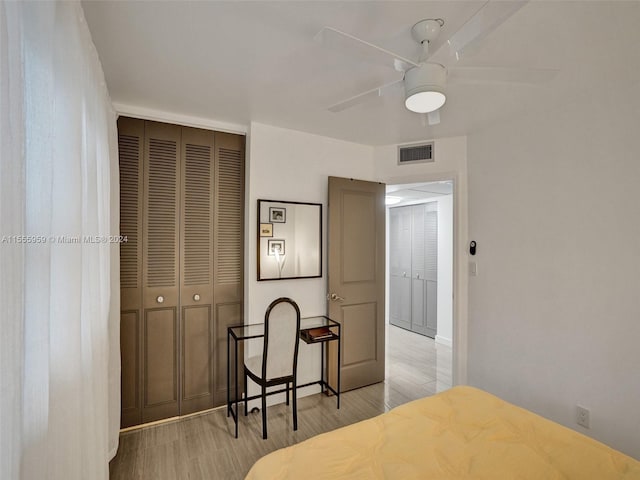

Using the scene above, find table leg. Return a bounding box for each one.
[321,339,325,391]
[337,326,341,409]
[234,336,239,438]
[227,331,231,417]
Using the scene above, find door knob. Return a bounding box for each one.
[403,272,407,277]
[416,273,420,279]
[193,294,200,301]
[156,295,164,304]
[327,293,345,302]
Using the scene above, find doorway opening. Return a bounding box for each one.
[384,180,453,407]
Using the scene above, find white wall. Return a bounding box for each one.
[374,137,468,383]
[246,122,375,402]
[467,80,640,458]
[436,194,453,347]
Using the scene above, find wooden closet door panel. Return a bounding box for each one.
[181,305,212,406]
[143,307,178,416]
[212,132,245,407]
[180,127,215,415]
[142,120,181,422]
[120,311,140,426]
[117,116,144,428]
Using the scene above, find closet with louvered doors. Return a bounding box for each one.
[117,117,244,428]
[389,202,437,338]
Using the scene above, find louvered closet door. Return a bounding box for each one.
[180,127,215,415]
[389,206,412,330]
[423,203,438,338]
[117,117,144,428]
[409,202,438,338]
[142,121,181,423]
[212,132,245,406]
[411,204,429,336]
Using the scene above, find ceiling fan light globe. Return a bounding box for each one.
[405,90,446,113]
[404,63,447,113]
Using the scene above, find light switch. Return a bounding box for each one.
[469,261,478,276]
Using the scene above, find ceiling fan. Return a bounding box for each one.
[316,1,557,125]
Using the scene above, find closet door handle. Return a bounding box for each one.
[403,272,407,277]
[327,293,345,302]
[193,294,200,301]
[156,295,164,304]
[416,273,420,279]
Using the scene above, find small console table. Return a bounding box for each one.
[227,315,341,438]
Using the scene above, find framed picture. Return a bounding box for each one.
[269,207,286,223]
[259,223,273,237]
[267,239,285,256]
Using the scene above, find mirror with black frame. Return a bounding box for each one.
[257,199,322,281]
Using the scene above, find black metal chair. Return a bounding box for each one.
[244,297,301,439]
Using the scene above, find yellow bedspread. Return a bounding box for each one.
[245,386,640,479]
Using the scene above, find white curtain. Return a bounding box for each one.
[0,2,121,479]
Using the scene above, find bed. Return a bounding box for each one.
[245,386,640,479]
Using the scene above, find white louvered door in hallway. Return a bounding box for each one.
[389,202,437,338]
[118,117,244,427]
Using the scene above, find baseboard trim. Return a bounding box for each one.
[119,404,225,433]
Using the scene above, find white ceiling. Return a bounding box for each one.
[387,181,453,207]
[82,1,640,146]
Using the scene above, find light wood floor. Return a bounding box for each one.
[109,325,452,480]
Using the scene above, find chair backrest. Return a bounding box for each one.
[262,297,301,381]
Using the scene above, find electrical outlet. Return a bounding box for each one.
[576,405,590,429]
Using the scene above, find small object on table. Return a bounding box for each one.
[303,327,334,342]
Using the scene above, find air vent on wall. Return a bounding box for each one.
[397,142,434,165]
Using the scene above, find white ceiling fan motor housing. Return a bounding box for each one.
[404,63,447,113]
[411,18,444,45]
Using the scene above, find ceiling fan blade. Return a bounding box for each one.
[427,110,441,126]
[448,66,558,85]
[394,58,414,73]
[420,110,441,126]
[429,0,529,64]
[316,27,419,72]
[328,78,403,113]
